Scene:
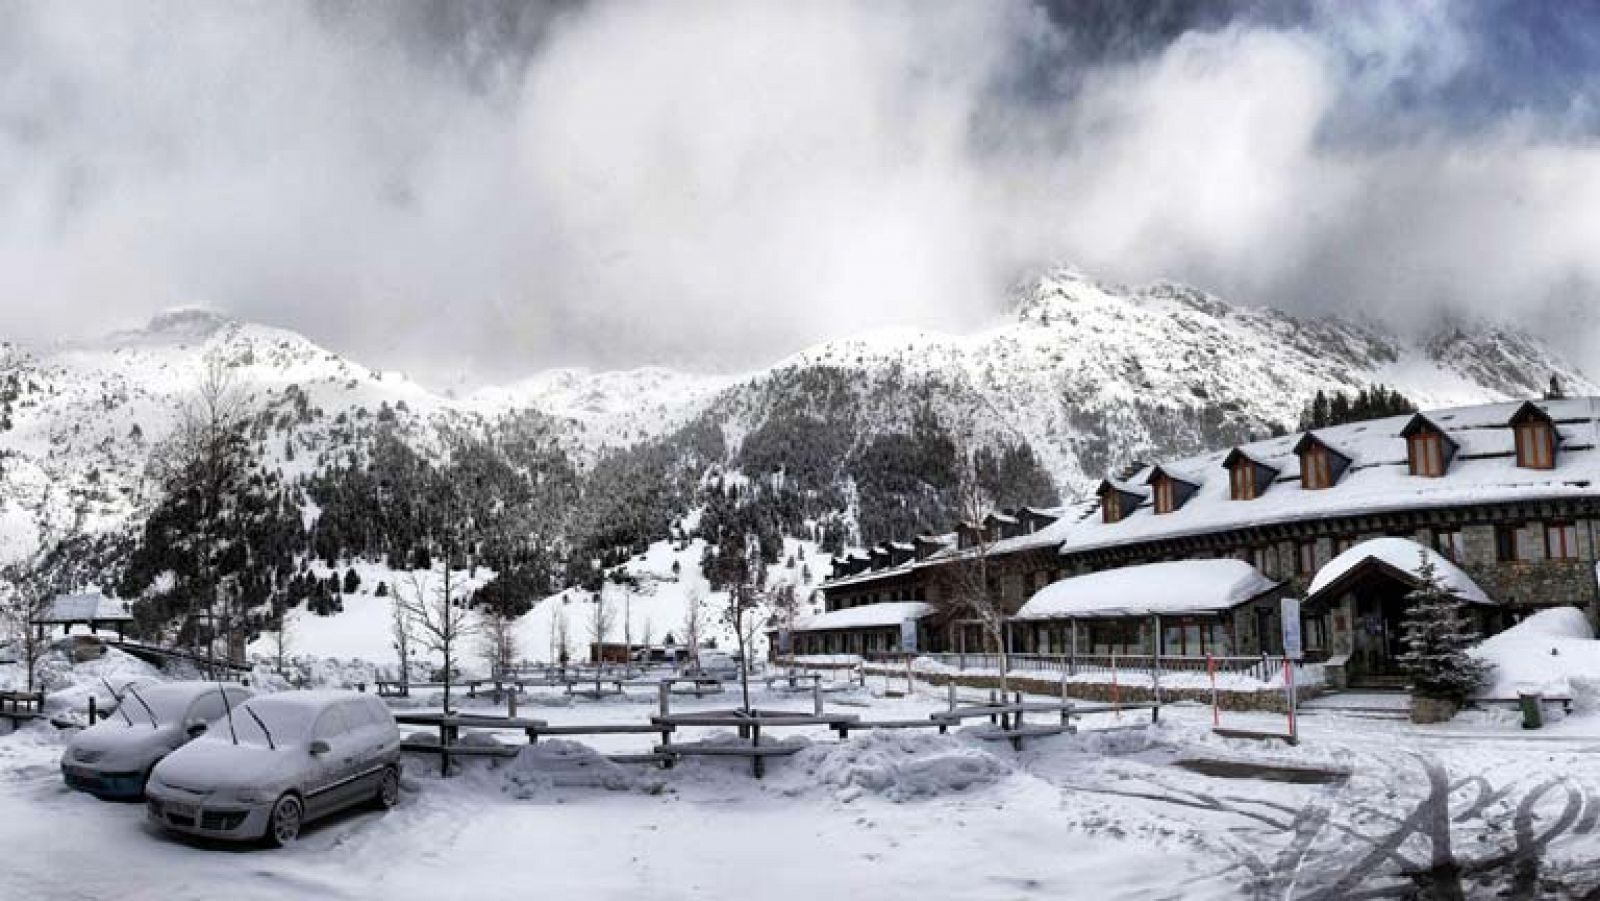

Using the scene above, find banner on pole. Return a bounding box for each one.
[1280,597,1303,661]
[900,619,919,654]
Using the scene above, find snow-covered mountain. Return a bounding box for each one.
[0,268,1589,566]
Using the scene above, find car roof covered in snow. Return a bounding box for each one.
[1015,559,1279,620]
[793,601,932,632]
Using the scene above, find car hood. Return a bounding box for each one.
[65,723,174,767]
[153,740,300,792]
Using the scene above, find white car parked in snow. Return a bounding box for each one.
[61,681,253,799]
[146,691,402,846]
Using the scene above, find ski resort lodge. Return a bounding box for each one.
[796,398,1599,689]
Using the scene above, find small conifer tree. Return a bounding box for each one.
[1398,551,1491,703]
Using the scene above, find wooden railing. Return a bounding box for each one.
[865,651,1307,686]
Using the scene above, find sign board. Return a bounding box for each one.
[1280,597,1303,661]
[900,619,919,654]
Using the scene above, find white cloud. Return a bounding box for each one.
[1,2,1598,380]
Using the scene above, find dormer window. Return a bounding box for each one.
[1222,449,1278,501]
[1096,480,1145,524]
[1401,414,1457,477]
[1144,467,1199,515]
[1508,402,1557,470]
[1293,433,1351,490]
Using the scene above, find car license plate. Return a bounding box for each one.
[165,801,198,819]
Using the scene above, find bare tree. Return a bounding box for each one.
[721,539,770,713]
[395,567,476,713]
[390,591,415,694]
[585,586,615,695]
[681,587,705,674]
[479,607,519,679]
[550,603,572,670]
[930,451,1010,693]
[267,609,293,679]
[770,582,802,667]
[0,503,84,694]
[0,550,59,695]
[640,616,654,656]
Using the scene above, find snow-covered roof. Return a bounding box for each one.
[36,591,133,623]
[1307,537,1492,604]
[825,398,1600,595]
[793,601,932,632]
[1054,398,1600,557]
[1015,559,1278,620]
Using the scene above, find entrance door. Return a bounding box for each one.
[1352,590,1407,681]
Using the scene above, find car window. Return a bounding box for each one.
[365,697,394,727]
[312,706,350,741]
[186,691,227,725]
[338,699,374,730]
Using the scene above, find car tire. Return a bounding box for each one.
[373,767,400,810]
[264,793,303,848]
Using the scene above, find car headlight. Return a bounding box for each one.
[232,788,269,804]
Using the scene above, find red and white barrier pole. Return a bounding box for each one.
[1208,654,1219,728]
[1110,650,1121,717]
[1284,655,1298,744]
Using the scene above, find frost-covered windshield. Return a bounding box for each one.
[118,684,202,727]
[230,696,316,747]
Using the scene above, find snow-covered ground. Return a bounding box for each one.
[7,652,1600,899]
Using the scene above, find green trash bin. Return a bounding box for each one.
[1519,692,1543,730]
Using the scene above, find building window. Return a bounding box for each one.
[1252,546,1272,575]
[1546,521,1579,560]
[1408,432,1446,477]
[1332,535,1355,556]
[1302,449,1331,490]
[1102,492,1120,523]
[1154,479,1175,514]
[1297,541,1317,577]
[1434,529,1465,562]
[1515,422,1556,469]
[1496,524,1521,562]
[1230,464,1254,501]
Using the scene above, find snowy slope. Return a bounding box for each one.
[0,267,1590,583]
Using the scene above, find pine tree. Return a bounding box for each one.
[1397,552,1491,703]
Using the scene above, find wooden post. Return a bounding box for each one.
[813,681,823,717]
[88,695,97,724]
[948,682,957,714]
[1151,614,1163,706]
[508,687,518,720]
[1069,619,1078,676]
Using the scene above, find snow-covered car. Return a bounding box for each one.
[145,691,402,847]
[60,681,253,799]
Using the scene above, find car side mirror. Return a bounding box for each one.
[309,739,331,756]
[186,722,207,738]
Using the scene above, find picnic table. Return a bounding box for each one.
[651,707,860,778]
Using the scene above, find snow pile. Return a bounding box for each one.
[502,741,662,797]
[1472,607,1600,702]
[778,731,1011,803]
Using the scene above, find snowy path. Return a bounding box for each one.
[8,685,1600,900]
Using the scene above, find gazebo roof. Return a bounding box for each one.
[34,592,134,624]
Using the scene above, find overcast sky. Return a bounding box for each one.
[3,0,1599,384]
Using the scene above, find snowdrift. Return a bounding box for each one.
[1472,606,1600,702]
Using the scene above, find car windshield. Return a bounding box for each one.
[230,696,318,747]
[119,684,203,726]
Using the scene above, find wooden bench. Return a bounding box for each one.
[830,718,951,738]
[0,690,44,724]
[653,741,805,778]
